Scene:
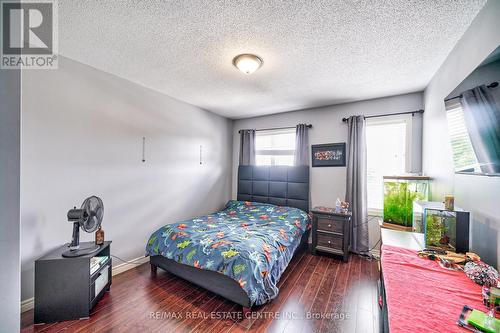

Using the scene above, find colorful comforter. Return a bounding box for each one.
[145,200,311,306]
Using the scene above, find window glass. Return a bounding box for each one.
[366,118,409,212]
[446,101,480,172]
[255,129,296,166]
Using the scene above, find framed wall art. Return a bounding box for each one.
[311,143,346,167]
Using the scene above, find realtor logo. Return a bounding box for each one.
[1,0,58,69]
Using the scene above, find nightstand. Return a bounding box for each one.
[311,207,351,262]
[34,241,112,323]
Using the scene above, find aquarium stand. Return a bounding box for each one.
[380,220,413,232]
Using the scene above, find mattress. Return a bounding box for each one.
[145,200,311,306]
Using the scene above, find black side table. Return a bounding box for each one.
[311,207,351,262]
[34,241,112,323]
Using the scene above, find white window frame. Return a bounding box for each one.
[366,114,413,216]
[255,128,296,166]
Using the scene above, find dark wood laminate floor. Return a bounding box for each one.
[21,248,380,333]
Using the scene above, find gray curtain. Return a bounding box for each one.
[461,85,500,174]
[345,115,369,254]
[294,124,309,166]
[239,129,256,165]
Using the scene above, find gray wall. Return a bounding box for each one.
[20,57,233,301]
[423,0,500,268]
[0,68,21,330]
[232,92,424,249]
[447,59,500,100]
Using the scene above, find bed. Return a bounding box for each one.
[146,165,310,311]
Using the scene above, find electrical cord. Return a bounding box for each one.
[352,214,382,228]
[110,254,147,265]
[369,237,382,252]
[349,214,383,260]
[365,238,382,261]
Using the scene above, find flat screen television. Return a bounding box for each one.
[444,45,500,176]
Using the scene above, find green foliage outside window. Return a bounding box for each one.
[450,137,478,171]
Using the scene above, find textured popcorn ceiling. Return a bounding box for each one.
[58,0,486,119]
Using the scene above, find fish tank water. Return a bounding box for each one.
[412,201,445,233]
[383,176,430,230]
[424,207,470,253]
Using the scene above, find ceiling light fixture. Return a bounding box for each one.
[232,54,263,75]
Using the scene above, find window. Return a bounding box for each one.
[366,116,412,214]
[255,128,296,166]
[445,100,480,172]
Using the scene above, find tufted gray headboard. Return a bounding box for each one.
[237,165,310,212]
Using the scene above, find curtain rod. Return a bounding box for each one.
[341,109,424,123]
[444,81,498,102]
[238,124,312,134]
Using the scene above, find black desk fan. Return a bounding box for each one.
[62,196,104,258]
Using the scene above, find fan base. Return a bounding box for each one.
[62,244,101,258]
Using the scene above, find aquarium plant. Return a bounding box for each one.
[425,209,457,251]
[383,176,430,229]
[412,201,445,233]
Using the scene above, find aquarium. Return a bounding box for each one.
[412,201,445,233]
[383,176,430,230]
[424,208,470,253]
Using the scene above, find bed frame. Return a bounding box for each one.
[150,165,310,312]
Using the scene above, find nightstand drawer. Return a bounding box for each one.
[311,207,351,262]
[316,216,343,234]
[317,233,343,250]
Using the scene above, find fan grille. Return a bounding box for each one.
[81,196,104,232]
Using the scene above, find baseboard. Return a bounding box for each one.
[20,255,150,313]
[112,255,149,276]
[21,298,34,314]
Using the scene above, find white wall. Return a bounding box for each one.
[423,0,500,268]
[232,92,424,249]
[20,57,233,301]
[0,64,21,332]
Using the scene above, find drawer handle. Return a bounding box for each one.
[328,240,331,244]
[328,224,331,227]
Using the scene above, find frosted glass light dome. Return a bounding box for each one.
[232,54,263,75]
